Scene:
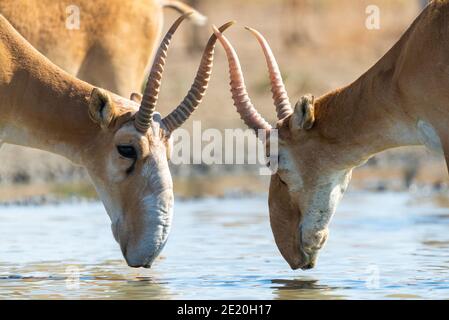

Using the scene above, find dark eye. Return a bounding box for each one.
[117,145,137,159]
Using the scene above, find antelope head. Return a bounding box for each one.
[214,27,352,270]
[85,15,234,268]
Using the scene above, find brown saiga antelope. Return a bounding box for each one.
[0,0,206,96]
[214,1,449,270]
[0,14,233,268]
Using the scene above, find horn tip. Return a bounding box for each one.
[244,26,267,45]
[216,21,236,34]
[173,11,194,25]
[244,26,259,35]
[212,24,221,34]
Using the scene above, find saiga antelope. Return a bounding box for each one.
[214,0,449,270]
[0,14,233,268]
[0,0,206,96]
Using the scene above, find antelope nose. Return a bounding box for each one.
[122,241,157,269]
[123,250,153,269]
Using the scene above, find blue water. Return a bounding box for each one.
[1,191,449,299]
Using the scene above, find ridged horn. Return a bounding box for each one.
[162,21,236,132]
[245,27,293,120]
[213,26,272,132]
[135,13,192,133]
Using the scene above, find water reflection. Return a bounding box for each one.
[0,261,173,299]
[1,192,449,299]
[271,279,346,300]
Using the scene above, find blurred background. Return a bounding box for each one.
[0,0,444,203]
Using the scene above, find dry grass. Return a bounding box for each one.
[174,174,270,198]
[158,0,421,129]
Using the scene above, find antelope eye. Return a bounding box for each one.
[117,145,137,159]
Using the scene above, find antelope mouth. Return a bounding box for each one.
[122,238,169,269]
[288,230,320,270]
[297,248,319,270]
[286,247,320,270]
[126,244,166,269]
[281,241,319,271]
[275,226,317,271]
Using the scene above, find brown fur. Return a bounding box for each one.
[0,14,175,268]
[234,1,449,270]
[0,0,204,96]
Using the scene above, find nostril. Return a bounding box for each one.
[301,228,329,251]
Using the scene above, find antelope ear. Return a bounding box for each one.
[88,88,117,129]
[130,92,143,103]
[291,94,315,131]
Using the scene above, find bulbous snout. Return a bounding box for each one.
[298,228,329,270]
[115,218,172,268]
[268,175,329,270]
[112,193,174,269]
[122,239,168,268]
[271,223,328,271]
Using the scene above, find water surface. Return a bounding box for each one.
[1,192,449,299]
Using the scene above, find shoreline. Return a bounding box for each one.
[1,174,448,207]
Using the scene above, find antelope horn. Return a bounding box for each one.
[245,27,293,120]
[212,26,272,132]
[163,21,236,132]
[135,13,192,133]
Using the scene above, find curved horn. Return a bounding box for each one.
[245,27,293,120]
[135,13,192,133]
[213,26,272,132]
[162,21,235,132]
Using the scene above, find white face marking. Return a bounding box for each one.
[106,157,126,183]
[417,120,443,155]
[278,144,350,238]
[139,191,174,260]
[283,159,351,254]
[300,170,351,237]
[94,129,173,266]
[122,157,173,266]
[278,147,303,192]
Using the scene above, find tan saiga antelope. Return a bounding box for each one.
[0,14,233,268]
[0,0,206,96]
[214,1,449,270]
